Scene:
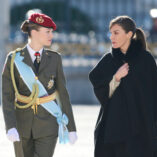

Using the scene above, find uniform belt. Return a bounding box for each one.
[15,91,57,114]
[17,91,57,104]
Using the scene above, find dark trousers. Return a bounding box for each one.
[14,134,57,157]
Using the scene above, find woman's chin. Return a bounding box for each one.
[112,45,119,49]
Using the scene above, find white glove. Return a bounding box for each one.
[69,131,78,145]
[7,128,20,142]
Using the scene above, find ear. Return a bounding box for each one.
[31,29,38,37]
[127,31,133,39]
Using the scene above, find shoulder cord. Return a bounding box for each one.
[10,51,39,109]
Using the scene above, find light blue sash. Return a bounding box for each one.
[14,52,69,144]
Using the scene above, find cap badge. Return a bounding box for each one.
[36,16,44,23]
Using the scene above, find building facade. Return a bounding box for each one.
[10,0,157,41]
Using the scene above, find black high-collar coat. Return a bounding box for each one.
[89,40,157,157]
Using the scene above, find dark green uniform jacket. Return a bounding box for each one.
[2,46,76,139]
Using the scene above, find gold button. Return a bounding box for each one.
[35,76,38,80]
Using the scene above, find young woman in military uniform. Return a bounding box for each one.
[2,13,77,157]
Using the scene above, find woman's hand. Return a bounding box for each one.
[115,63,129,82]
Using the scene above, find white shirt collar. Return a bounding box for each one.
[26,44,43,62]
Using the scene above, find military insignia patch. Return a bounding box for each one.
[47,75,54,89]
[36,16,44,23]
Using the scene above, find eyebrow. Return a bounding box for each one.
[113,30,120,32]
[110,29,120,33]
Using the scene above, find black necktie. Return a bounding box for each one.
[34,52,40,72]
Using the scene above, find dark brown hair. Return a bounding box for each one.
[109,15,147,50]
[20,20,41,37]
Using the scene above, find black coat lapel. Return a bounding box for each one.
[112,39,144,64]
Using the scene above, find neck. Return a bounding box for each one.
[120,48,127,54]
[120,40,131,54]
[28,39,43,52]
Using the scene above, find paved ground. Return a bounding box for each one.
[0,105,100,157]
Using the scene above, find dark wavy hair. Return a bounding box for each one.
[109,15,147,50]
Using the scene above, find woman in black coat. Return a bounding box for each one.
[89,15,157,157]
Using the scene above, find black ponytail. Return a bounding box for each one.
[134,28,147,50]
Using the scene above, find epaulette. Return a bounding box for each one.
[45,49,61,56]
[10,48,22,55]
[15,48,23,52]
